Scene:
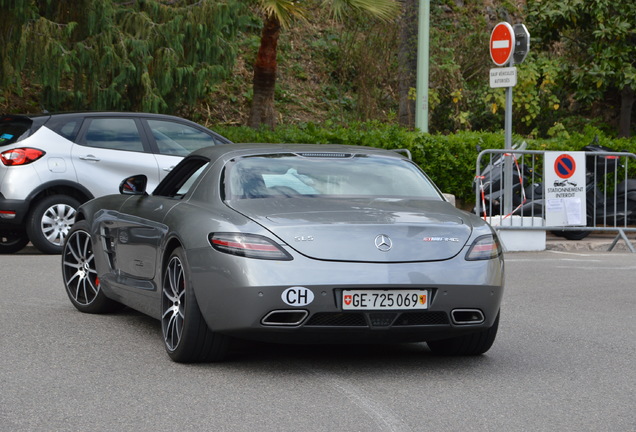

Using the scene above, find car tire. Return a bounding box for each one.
[0,228,30,254]
[427,311,500,356]
[161,247,229,363]
[27,194,80,254]
[551,230,590,240]
[62,220,121,313]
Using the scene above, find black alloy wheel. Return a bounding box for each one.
[161,247,229,363]
[62,220,120,313]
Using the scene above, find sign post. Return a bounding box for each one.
[490,22,516,215]
[489,22,529,216]
[415,0,430,133]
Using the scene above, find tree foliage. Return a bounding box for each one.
[0,0,249,113]
[0,1,33,94]
[484,52,565,137]
[0,0,632,138]
[527,0,636,137]
[394,0,634,138]
[247,0,399,129]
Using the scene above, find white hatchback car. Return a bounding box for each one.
[0,112,231,254]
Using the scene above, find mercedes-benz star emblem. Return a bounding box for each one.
[374,234,392,252]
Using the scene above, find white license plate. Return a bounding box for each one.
[342,290,428,310]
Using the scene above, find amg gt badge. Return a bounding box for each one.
[423,237,460,242]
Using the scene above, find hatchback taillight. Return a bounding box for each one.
[1,148,45,166]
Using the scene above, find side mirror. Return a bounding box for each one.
[119,175,148,195]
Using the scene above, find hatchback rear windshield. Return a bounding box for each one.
[0,116,33,147]
[225,153,443,200]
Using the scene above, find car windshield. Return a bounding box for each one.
[225,153,442,200]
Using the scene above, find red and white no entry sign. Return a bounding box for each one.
[490,22,515,66]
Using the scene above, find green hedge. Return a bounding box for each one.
[214,122,636,208]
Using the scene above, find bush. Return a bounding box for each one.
[215,122,636,208]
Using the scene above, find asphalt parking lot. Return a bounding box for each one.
[1,244,634,431]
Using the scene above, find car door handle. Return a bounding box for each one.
[162,166,175,172]
[79,155,101,162]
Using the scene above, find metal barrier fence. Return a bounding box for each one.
[474,148,636,252]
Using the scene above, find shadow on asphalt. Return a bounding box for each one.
[99,306,497,370]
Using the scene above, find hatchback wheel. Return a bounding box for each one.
[27,195,80,254]
[162,247,229,363]
[0,228,30,254]
[62,221,120,313]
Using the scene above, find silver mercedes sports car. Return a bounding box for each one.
[61,143,504,362]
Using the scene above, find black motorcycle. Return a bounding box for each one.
[474,142,532,217]
[521,144,636,239]
[476,142,636,240]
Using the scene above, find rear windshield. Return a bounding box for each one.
[0,116,33,147]
[225,153,443,200]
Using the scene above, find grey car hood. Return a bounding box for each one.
[227,198,473,262]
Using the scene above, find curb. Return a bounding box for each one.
[545,233,636,252]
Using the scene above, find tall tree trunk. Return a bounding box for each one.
[248,14,280,130]
[398,0,417,128]
[618,86,634,138]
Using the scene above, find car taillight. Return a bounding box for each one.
[1,148,45,166]
[209,233,293,261]
[465,234,502,261]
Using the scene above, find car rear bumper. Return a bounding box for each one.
[0,196,29,225]
[187,247,504,344]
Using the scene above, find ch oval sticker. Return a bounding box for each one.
[282,287,314,307]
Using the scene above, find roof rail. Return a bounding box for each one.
[392,148,412,160]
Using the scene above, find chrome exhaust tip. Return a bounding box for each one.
[451,309,485,325]
[261,310,309,326]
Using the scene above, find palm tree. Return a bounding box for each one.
[248,0,399,129]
